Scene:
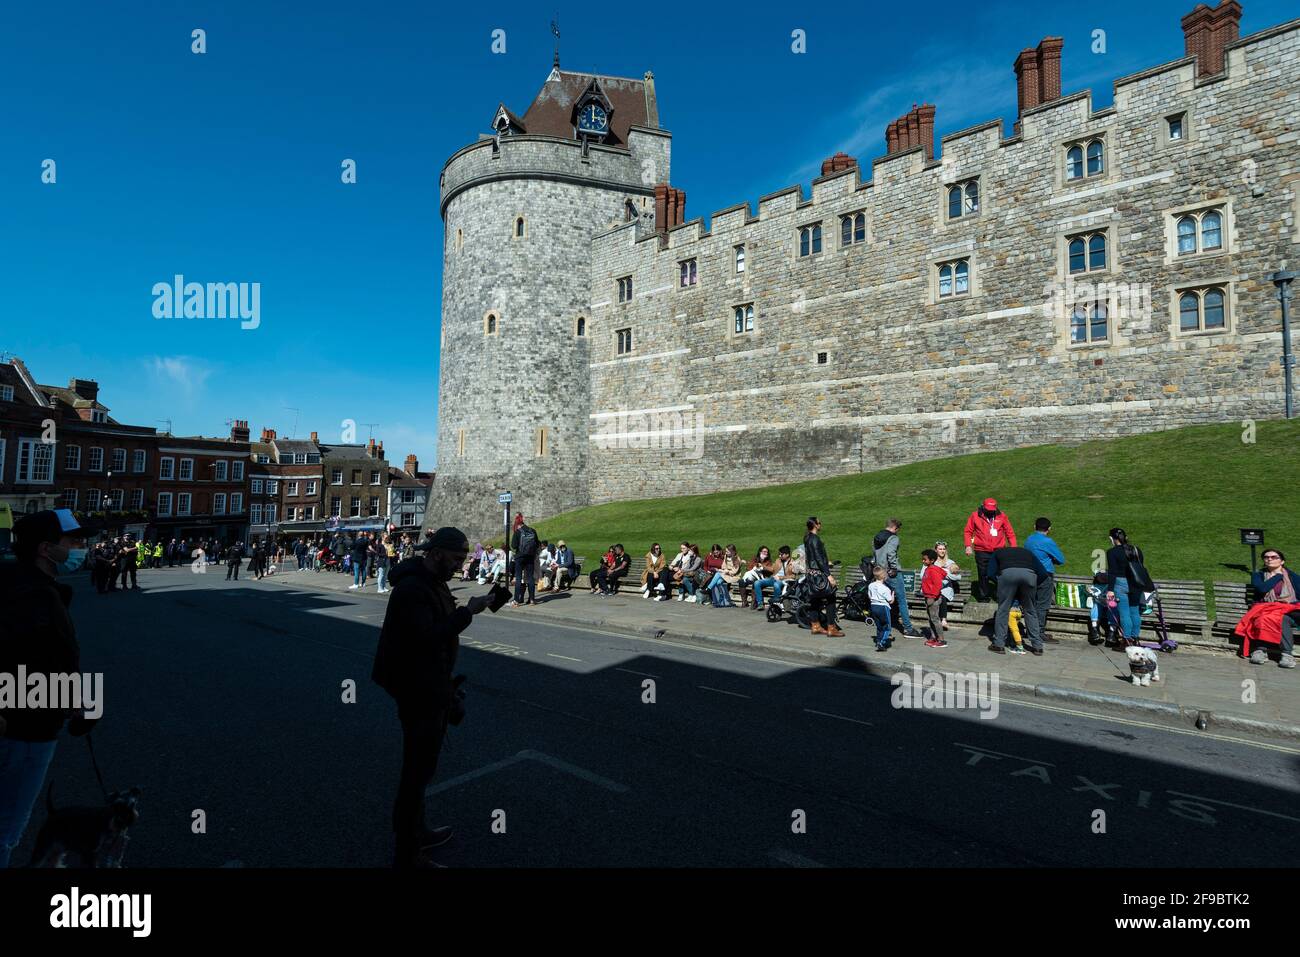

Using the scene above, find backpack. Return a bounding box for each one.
[517,525,538,556]
[840,580,873,622]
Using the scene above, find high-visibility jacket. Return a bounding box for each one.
[137,543,148,566]
[153,544,163,559]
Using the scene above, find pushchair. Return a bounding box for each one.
[765,576,815,629]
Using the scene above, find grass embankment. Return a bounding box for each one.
[533,420,1300,585]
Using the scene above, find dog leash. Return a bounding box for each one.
[85,733,110,802]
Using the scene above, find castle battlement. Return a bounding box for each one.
[590,12,1298,273]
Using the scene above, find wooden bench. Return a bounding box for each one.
[1211,580,1252,642]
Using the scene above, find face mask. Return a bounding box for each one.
[50,545,88,575]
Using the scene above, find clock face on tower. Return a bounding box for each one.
[577,103,608,134]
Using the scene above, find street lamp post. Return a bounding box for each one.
[1269,271,1296,419]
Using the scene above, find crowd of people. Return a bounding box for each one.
[459,500,1296,668]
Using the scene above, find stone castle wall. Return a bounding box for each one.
[585,20,1300,506]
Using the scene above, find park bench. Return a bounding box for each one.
[1210,580,1252,644]
[1045,576,1212,641]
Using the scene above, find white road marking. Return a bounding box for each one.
[803,709,873,727]
[546,653,583,662]
[1166,790,1298,823]
[614,667,661,678]
[768,848,826,868]
[426,750,628,797]
[954,743,1057,766]
[699,686,751,699]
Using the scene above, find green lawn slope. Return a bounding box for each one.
[533,419,1300,586]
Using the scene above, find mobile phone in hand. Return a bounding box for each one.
[487,584,511,612]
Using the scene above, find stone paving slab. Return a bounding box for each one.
[263,567,1300,741]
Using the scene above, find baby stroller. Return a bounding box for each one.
[317,549,339,572]
[765,576,815,629]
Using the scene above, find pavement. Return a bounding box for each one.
[20,564,1300,868]
[269,563,1300,742]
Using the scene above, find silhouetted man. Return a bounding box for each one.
[373,526,492,867]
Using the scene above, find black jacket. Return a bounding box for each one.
[0,563,80,742]
[1250,569,1300,604]
[987,546,1043,582]
[1105,544,1147,590]
[372,558,469,717]
[511,525,538,559]
[803,532,830,577]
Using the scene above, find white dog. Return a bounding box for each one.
[1126,646,1161,686]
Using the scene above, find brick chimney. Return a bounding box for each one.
[376,441,384,460]
[260,427,276,443]
[366,437,376,457]
[884,104,936,161]
[654,183,686,231]
[820,152,857,176]
[69,378,99,403]
[230,419,250,443]
[1182,0,1241,77]
[405,454,418,476]
[1015,37,1065,121]
[310,431,318,443]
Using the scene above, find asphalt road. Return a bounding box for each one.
[14,566,1300,867]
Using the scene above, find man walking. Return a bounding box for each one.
[986,545,1044,655]
[964,498,1016,602]
[1024,517,1065,645]
[372,526,493,868]
[872,518,923,638]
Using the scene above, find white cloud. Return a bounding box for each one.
[146,356,212,403]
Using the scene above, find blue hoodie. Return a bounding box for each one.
[1024,531,1065,577]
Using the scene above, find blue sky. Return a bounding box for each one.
[3,0,1293,467]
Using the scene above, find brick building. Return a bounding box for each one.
[320,438,390,533]
[1,358,157,536]
[150,421,251,544]
[248,428,326,541]
[429,0,1300,539]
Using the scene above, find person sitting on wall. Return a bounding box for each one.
[552,541,576,590]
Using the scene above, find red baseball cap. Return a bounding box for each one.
[983,498,998,510]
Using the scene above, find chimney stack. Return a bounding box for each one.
[883,104,936,161]
[820,152,857,177]
[376,441,384,460]
[260,427,276,443]
[310,431,318,443]
[1015,37,1065,121]
[69,378,99,403]
[230,419,250,443]
[654,184,687,231]
[1182,1,1241,77]
[405,454,419,476]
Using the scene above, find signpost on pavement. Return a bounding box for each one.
[1241,528,1265,573]
[500,492,512,572]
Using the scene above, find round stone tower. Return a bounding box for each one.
[426,66,671,541]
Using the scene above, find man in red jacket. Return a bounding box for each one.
[964,498,1016,602]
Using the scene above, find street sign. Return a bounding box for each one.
[498,492,512,505]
